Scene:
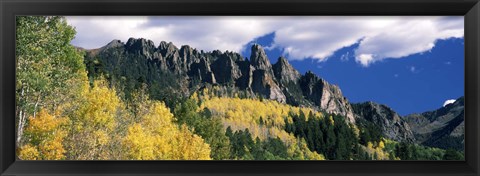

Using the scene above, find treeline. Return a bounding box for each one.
[284,112,358,160]
[173,97,324,160]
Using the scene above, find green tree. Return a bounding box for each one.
[443,148,464,160]
[16,16,87,147]
[174,98,231,160]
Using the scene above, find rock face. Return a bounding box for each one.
[249,44,286,103]
[273,56,301,85]
[85,38,366,125]
[250,44,273,70]
[300,71,356,123]
[125,38,157,59]
[404,96,464,150]
[211,54,242,84]
[352,102,415,142]
[188,56,216,84]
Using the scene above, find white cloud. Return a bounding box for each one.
[443,99,456,107]
[357,54,375,66]
[67,16,275,51]
[354,17,463,66]
[66,16,463,66]
[67,16,151,49]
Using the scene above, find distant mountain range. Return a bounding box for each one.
[404,97,464,151]
[80,38,464,151]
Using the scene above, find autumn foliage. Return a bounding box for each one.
[18,109,67,160]
[15,16,460,161]
[123,101,211,160]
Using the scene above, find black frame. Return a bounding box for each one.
[1,0,479,175]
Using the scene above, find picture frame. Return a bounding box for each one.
[1,0,479,175]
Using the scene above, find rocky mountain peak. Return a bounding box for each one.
[158,41,179,57]
[352,101,415,142]
[180,45,200,57]
[403,96,464,150]
[104,39,124,49]
[126,38,155,50]
[87,39,124,56]
[125,38,157,59]
[299,70,355,123]
[90,38,355,123]
[303,71,319,82]
[250,44,271,70]
[273,56,301,84]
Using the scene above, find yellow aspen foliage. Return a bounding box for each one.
[378,140,385,149]
[38,135,66,160]
[288,138,325,160]
[367,141,374,149]
[328,115,335,126]
[190,91,199,103]
[75,80,120,131]
[26,109,67,136]
[67,79,123,160]
[18,144,40,160]
[18,109,67,160]
[123,124,156,160]
[199,97,322,129]
[198,96,324,160]
[122,101,211,160]
[201,88,210,100]
[364,140,390,160]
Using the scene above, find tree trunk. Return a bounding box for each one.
[16,87,25,146]
[33,94,41,118]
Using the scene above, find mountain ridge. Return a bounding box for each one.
[83,37,464,147]
[85,38,357,123]
[403,96,464,150]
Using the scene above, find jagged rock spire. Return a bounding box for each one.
[273,56,301,84]
[250,44,272,70]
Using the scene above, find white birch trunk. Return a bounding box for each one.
[16,87,25,145]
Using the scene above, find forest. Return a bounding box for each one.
[15,16,464,160]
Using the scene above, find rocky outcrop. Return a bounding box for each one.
[188,56,216,84]
[352,101,415,142]
[86,38,356,123]
[103,39,124,50]
[273,56,301,85]
[404,96,464,150]
[125,38,157,59]
[300,71,355,123]
[211,53,242,84]
[249,44,286,103]
[250,44,272,70]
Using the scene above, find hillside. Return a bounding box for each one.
[84,38,356,124]
[404,96,465,151]
[84,38,464,152]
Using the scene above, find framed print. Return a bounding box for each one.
[1,0,479,175]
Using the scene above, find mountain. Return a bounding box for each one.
[83,38,463,147]
[403,96,464,151]
[352,102,416,143]
[84,38,357,124]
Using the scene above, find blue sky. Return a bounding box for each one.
[242,32,464,115]
[66,16,464,115]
